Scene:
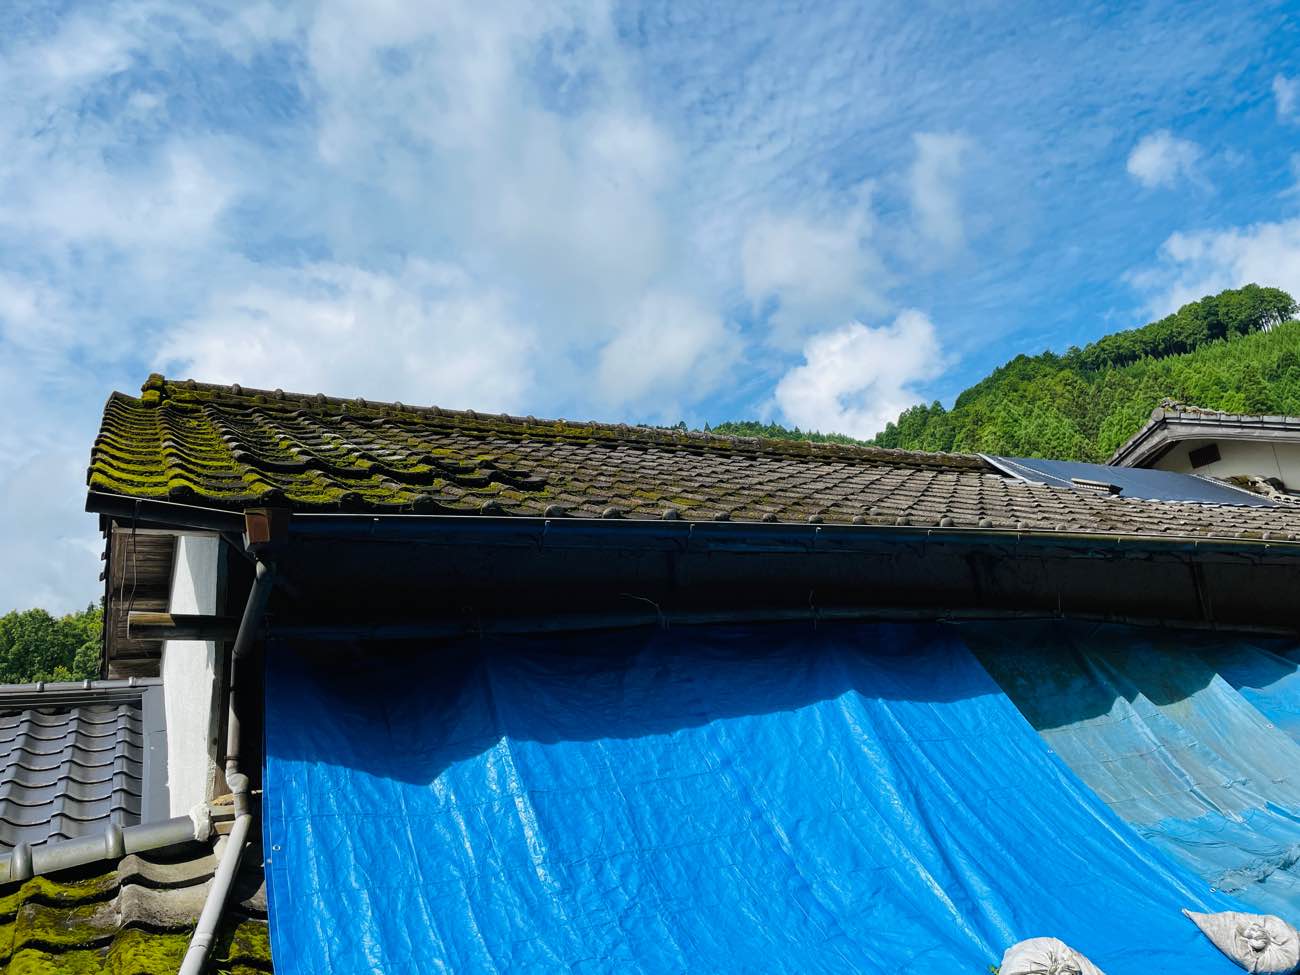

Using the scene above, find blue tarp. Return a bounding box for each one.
[1199,639,1300,743]
[264,623,1245,973]
[970,623,1300,917]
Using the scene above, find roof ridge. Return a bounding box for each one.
[122,374,989,471]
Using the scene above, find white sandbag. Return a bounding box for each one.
[1183,909,1300,973]
[999,937,1105,975]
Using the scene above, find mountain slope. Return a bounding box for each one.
[711,285,1299,462]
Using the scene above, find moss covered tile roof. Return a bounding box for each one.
[0,840,269,974]
[86,375,1300,542]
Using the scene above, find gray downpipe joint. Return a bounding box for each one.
[178,558,276,975]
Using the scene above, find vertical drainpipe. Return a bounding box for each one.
[178,515,280,975]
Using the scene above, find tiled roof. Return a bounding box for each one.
[87,375,1300,544]
[0,837,270,974]
[0,682,165,852]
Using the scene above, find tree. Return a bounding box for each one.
[0,605,102,684]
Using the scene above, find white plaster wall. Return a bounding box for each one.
[162,534,224,816]
[1154,438,1300,487]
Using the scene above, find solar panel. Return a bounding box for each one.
[984,455,1276,507]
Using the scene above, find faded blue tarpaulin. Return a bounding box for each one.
[1199,640,1300,743]
[970,623,1300,918]
[264,623,1242,974]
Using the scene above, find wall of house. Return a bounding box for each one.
[161,533,225,817]
[1151,438,1300,489]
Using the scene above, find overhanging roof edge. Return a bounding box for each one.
[87,491,1300,560]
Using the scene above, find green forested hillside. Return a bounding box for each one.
[710,285,1299,461]
[0,606,101,684]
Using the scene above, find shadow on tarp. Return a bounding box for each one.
[966,621,1300,917]
[264,622,1243,975]
[265,623,992,784]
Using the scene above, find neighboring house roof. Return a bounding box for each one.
[0,681,267,972]
[87,376,1300,544]
[0,835,270,974]
[0,680,168,852]
[1109,400,1300,468]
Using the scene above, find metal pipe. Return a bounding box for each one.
[282,512,1300,558]
[270,604,1300,642]
[85,490,245,532]
[178,558,276,975]
[0,815,198,885]
[179,813,253,971]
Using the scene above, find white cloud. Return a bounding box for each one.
[741,186,885,345]
[774,311,944,439]
[0,449,103,614]
[0,341,122,614]
[1126,130,1204,189]
[1128,218,1300,315]
[0,273,74,352]
[157,261,537,413]
[1276,74,1299,122]
[1282,154,1300,199]
[4,12,138,92]
[595,291,741,414]
[299,1,679,336]
[0,143,236,252]
[909,132,970,254]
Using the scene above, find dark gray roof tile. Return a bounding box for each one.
[0,683,165,851]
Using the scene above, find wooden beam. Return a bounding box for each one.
[126,612,240,642]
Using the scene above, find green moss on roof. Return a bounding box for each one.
[0,855,272,975]
[210,919,273,971]
[0,873,118,916]
[83,374,1300,541]
[86,374,988,521]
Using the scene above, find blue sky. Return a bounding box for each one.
[2,0,1299,612]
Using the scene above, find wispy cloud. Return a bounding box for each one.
[595,291,742,416]
[908,132,970,256]
[1126,130,1204,189]
[1275,74,1299,122]
[740,184,884,347]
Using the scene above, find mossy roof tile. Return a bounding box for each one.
[85,375,1300,543]
[0,841,270,974]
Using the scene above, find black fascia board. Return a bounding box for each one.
[86,490,1300,560]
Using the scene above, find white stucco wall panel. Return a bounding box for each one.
[1154,437,1300,487]
[161,534,225,816]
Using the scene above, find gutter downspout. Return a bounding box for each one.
[179,558,276,975]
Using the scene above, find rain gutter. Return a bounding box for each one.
[281,512,1300,559]
[271,605,1300,641]
[85,491,1300,559]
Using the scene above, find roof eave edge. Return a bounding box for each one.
[85,491,1300,559]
